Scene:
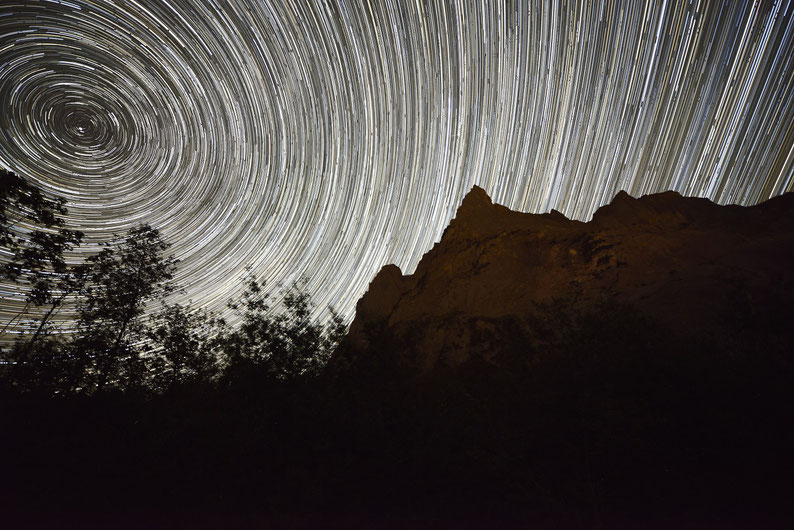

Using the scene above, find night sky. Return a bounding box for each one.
[1,0,793,324]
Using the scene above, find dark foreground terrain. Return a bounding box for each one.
[3,298,793,529]
[4,189,794,528]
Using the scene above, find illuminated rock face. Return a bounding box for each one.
[334,186,794,373]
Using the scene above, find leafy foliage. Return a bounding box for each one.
[1,170,84,312]
[70,224,178,391]
[144,303,225,391]
[223,275,348,382]
[1,170,85,384]
[2,175,348,394]
[1,169,79,265]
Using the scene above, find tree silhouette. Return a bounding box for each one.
[2,173,348,394]
[1,169,84,331]
[71,224,178,392]
[145,303,225,391]
[223,275,347,381]
[1,170,84,389]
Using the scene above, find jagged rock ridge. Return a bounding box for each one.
[333,186,794,373]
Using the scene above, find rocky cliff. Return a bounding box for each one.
[333,186,794,374]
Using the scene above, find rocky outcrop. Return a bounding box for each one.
[333,186,794,374]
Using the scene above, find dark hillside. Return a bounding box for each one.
[4,188,794,529]
[334,187,794,373]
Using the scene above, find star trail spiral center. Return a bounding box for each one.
[1,0,792,326]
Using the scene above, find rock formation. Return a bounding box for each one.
[333,186,794,374]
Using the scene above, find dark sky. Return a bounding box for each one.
[1,0,793,324]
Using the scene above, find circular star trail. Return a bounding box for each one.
[1,0,793,326]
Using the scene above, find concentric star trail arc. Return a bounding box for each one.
[1,0,793,325]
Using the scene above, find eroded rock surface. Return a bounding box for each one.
[334,186,794,373]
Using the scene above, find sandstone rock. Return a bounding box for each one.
[334,187,794,374]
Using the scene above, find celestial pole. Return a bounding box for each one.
[1,0,793,326]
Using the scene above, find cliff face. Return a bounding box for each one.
[333,187,794,374]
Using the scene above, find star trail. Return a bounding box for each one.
[1,0,793,327]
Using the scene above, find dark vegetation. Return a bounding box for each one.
[1,170,345,394]
[2,171,792,528]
